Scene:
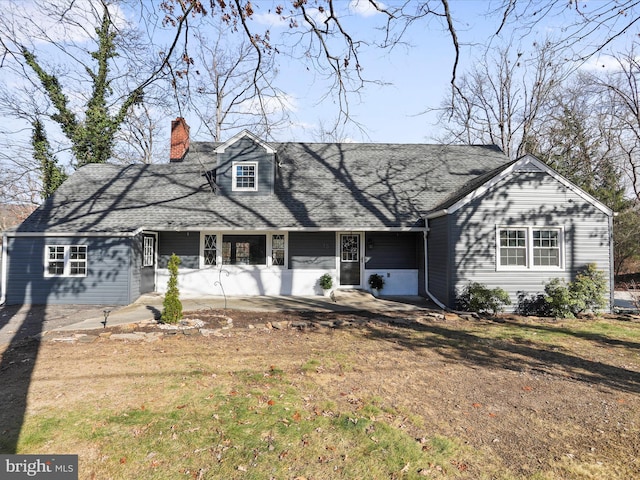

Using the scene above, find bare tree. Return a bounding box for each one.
[591,49,640,202]
[434,42,563,159]
[183,26,291,141]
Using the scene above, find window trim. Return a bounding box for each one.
[44,244,88,277]
[496,226,564,271]
[231,161,258,192]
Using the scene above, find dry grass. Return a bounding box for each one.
[1,310,639,479]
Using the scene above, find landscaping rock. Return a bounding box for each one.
[77,335,98,344]
[110,333,146,341]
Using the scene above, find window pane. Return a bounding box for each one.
[235,164,256,189]
[500,247,526,266]
[143,237,154,267]
[70,262,86,275]
[272,234,285,266]
[533,230,560,266]
[48,246,64,260]
[272,250,285,266]
[70,245,86,259]
[48,262,64,275]
[499,229,526,266]
[222,235,266,265]
[204,234,217,266]
[500,230,526,247]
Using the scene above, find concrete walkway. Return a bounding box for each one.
[0,291,435,346]
[53,291,434,331]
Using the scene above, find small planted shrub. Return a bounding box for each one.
[319,273,333,290]
[456,282,511,315]
[368,273,385,290]
[161,253,182,324]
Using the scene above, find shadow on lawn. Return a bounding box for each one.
[0,304,43,454]
[353,313,640,394]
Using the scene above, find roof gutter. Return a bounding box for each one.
[5,228,145,238]
[424,209,448,220]
[0,233,7,305]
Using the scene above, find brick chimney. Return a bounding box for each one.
[170,117,190,162]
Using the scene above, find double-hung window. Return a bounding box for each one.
[232,162,258,191]
[45,245,87,277]
[497,227,563,270]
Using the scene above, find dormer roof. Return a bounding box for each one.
[214,130,276,154]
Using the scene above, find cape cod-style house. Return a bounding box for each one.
[0,118,614,310]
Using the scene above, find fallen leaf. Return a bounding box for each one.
[119,457,126,464]
[292,411,301,422]
[267,399,275,406]
[522,386,533,392]
[472,403,482,408]
[176,404,187,409]
[489,412,497,417]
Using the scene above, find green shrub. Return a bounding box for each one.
[518,263,608,318]
[368,273,385,290]
[456,282,511,315]
[319,273,333,290]
[515,291,553,317]
[161,253,182,324]
[544,263,608,318]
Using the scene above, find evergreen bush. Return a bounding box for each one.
[542,263,607,318]
[456,282,511,315]
[161,253,182,324]
[516,263,608,318]
[319,273,333,290]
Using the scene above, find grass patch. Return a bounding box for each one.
[16,366,463,479]
[6,313,638,479]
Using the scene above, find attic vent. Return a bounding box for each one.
[513,161,543,173]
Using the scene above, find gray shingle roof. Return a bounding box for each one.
[15,142,509,233]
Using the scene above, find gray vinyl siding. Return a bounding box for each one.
[289,232,336,269]
[449,172,612,309]
[427,215,451,305]
[216,137,275,196]
[158,232,200,269]
[5,236,132,305]
[364,232,419,269]
[130,234,142,301]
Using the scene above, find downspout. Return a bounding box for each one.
[423,219,447,310]
[0,233,8,305]
[609,213,616,313]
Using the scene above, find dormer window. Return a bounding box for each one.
[232,161,258,191]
